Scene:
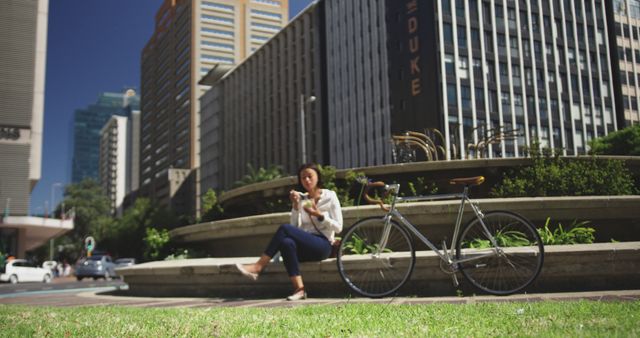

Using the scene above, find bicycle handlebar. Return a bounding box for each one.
[360,179,391,212]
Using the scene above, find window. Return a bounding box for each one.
[508,8,517,30]
[456,0,465,19]
[461,85,471,109]
[458,57,469,79]
[251,9,282,20]
[441,0,451,16]
[501,91,511,113]
[444,23,453,44]
[499,62,509,84]
[510,37,518,56]
[539,98,548,120]
[445,54,455,76]
[471,29,481,49]
[485,31,493,50]
[448,84,457,106]
[514,94,524,116]
[486,61,495,82]
[473,58,482,78]
[458,26,467,47]
[512,65,521,86]
[534,41,542,60]
[489,90,498,113]
[475,87,485,109]
[469,0,478,21]
[496,4,504,29]
[483,2,492,25]
[497,34,507,55]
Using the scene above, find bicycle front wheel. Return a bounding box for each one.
[456,211,544,295]
[337,217,415,298]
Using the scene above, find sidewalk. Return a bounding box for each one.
[1,287,639,308]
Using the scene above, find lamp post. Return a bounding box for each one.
[50,182,62,218]
[299,94,316,164]
[49,182,62,261]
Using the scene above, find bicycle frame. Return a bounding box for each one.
[377,185,499,266]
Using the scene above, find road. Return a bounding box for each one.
[0,276,125,296]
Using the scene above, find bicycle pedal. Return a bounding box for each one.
[450,273,459,287]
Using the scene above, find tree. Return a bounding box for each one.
[58,178,113,259]
[100,198,178,261]
[589,124,640,156]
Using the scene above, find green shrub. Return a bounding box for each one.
[589,124,640,156]
[143,228,170,260]
[537,218,596,245]
[491,147,637,197]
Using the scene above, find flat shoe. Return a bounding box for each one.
[286,290,307,301]
[236,263,258,281]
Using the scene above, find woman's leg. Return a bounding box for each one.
[274,225,331,276]
[239,224,305,275]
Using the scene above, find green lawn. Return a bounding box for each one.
[1,300,638,337]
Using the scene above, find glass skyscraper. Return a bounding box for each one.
[71,90,139,183]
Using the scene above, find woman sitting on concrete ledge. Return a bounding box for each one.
[236,163,343,300]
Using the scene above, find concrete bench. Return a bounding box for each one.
[117,242,640,298]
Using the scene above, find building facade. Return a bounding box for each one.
[140,0,288,214]
[0,0,73,258]
[71,90,139,183]
[611,0,640,126]
[200,0,622,194]
[98,110,140,216]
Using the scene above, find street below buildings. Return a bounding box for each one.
[0,276,125,297]
[0,282,638,309]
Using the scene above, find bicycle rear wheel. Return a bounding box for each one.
[456,211,544,295]
[337,217,415,298]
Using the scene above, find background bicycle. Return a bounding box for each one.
[336,176,544,298]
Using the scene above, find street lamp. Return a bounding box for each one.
[50,182,62,218]
[50,182,62,261]
[299,94,316,164]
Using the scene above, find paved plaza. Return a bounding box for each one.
[1,286,638,309]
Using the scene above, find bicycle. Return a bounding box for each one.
[336,176,544,298]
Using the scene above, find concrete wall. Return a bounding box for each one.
[171,196,640,257]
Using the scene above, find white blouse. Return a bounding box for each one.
[290,189,343,242]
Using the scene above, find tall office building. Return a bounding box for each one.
[71,89,139,183]
[610,0,640,126]
[140,0,288,213]
[0,0,73,258]
[200,0,620,191]
[99,110,140,216]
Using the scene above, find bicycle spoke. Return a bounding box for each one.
[456,211,544,295]
[337,217,414,298]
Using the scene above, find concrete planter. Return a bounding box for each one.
[117,242,640,298]
[170,196,640,257]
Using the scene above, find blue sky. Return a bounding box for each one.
[30,0,314,214]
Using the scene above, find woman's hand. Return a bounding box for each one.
[302,199,322,218]
[290,190,301,210]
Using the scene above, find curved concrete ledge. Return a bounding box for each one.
[117,242,640,298]
[218,156,640,206]
[171,196,640,257]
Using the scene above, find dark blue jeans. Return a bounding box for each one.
[264,224,331,276]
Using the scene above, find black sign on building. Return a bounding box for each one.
[385,0,443,143]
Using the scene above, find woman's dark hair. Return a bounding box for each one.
[297,163,323,189]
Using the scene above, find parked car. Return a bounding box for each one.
[42,260,58,275]
[74,255,116,281]
[0,259,52,284]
